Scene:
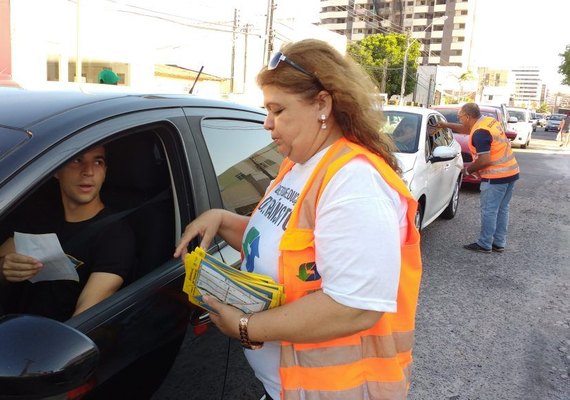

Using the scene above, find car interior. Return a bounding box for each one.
[0,129,176,316]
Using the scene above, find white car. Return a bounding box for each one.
[382,106,463,230]
[507,108,533,149]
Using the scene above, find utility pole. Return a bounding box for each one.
[380,59,388,93]
[427,74,434,107]
[230,8,239,93]
[399,30,410,106]
[346,0,355,40]
[75,0,82,83]
[243,24,251,92]
[264,0,276,65]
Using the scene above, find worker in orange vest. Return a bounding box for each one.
[175,39,422,400]
[439,103,519,253]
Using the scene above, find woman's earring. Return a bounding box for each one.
[320,114,327,130]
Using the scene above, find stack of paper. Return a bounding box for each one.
[183,247,284,314]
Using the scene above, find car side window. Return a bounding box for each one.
[431,115,452,147]
[201,119,284,216]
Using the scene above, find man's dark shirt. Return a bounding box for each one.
[5,208,135,321]
[472,128,519,184]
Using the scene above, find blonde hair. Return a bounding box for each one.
[257,39,400,174]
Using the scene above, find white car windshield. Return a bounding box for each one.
[383,111,421,153]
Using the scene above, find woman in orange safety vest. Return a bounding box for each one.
[175,39,422,400]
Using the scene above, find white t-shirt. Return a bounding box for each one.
[240,147,408,400]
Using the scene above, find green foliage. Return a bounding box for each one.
[558,45,570,86]
[537,103,550,113]
[347,33,421,98]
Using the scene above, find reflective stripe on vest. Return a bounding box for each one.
[467,116,519,179]
[253,137,422,400]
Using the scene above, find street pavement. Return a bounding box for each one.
[153,127,570,400]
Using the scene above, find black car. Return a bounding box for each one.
[0,87,282,399]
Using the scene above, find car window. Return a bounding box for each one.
[383,111,421,153]
[434,114,454,144]
[436,109,458,124]
[201,119,283,216]
[508,110,526,121]
[0,125,180,322]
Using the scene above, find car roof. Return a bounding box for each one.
[0,87,267,187]
[0,87,264,130]
[382,105,442,117]
[431,104,499,114]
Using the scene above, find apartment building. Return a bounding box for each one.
[511,67,542,108]
[319,0,477,68]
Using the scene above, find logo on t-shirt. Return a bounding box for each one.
[297,262,321,282]
[243,227,260,272]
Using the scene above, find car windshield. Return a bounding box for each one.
[509,110,526,121]
[383,111,421,154]
[437,109,495,128]
[551,114,565,120]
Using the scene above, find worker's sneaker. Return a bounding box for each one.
[463,242,491,253]
[492,244,505,253]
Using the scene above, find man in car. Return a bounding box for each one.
[438,103,520,253]
[558,111,570,148]
[392,118,418,152]
[0,146,136,321]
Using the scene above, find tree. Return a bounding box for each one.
[347,33,421,99]
[537,103,550,113]
[558,45,570,86]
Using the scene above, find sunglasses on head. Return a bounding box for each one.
[268,51,323,88]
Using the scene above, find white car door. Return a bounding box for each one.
[426,115,457,217]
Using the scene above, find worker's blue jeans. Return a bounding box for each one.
[478,180,516,250]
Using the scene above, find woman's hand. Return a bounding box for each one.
[0,253,43,282]
[173,209,224,258]
[203,294,243,339]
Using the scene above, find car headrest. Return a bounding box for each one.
[104,133,168,195]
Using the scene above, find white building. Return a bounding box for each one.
[511,67,542,108]
[2,0,344,105]
[319,0,477,68]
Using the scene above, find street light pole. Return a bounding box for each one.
[399,31,410,106]
[399,16,447,106]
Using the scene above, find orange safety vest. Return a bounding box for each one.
[467,116,519,180]
[253,137,422,400]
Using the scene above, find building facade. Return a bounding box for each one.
[319,0,477,68]
[511,67,542,108]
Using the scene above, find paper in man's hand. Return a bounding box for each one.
[14,232,80,283]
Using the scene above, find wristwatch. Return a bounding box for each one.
[239,313,264,350]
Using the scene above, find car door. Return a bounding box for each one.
[425,114,456,219]
[0,107,220,399]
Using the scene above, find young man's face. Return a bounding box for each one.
[55,146,107,207]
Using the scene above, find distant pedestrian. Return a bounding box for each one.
[438,103,520,253]
[98,69,120,85]
[558,112,570,147]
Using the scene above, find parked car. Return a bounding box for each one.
[545,113,566,131]
[431,104,514,186]
[0,87,282,399]
[507,107,533,148]
[382,106,463,230]
[536,113,547,127]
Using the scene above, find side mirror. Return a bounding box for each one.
[0,315,99,399]
[508,116,518,123]
[431,146,458,162]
